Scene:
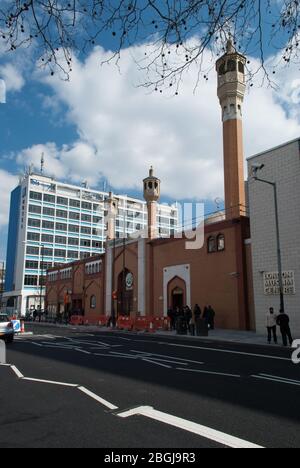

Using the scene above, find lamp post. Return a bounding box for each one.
[252,165,285,313]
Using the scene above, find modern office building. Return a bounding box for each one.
[3,172,178,316]
[248,138,300,337]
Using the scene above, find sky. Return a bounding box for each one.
[0,7,300,262]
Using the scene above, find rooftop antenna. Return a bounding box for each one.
[40,152,45,175]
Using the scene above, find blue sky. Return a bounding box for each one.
[1,2,300,262]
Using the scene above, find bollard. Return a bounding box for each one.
[0,340,6,364]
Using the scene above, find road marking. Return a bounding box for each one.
[10,365,24,379]
[74,348,91,355]
[142,358,171,369]
[22,377,79,387]
[177,368,241,378]
[78,386,118,410]
[118,406,263,449]
[259,373,300,384]
[252,374,300,387]
[163,343,291,361]
[131,350,204,365]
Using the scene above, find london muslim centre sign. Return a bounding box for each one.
[263,271,296,296]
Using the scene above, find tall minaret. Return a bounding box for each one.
[143,167,161,240]
[106,192,118,241]
[216,39,247,219]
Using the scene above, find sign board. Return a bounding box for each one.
[12,320,21,333]
[263,271,296,296]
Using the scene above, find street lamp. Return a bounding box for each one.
[251,164,285,313]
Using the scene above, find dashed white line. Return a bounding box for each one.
[142,358,171,369]
[117,406,263,449]
[177,368,241,378]
[252,374,300,387]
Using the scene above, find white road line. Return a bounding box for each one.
[74,348,91,355]
[30,342,44,347]
[22,377,79,387]
[0,363,11,367]
[130,350,204,365]
[94,353,137,359]
[163,343,291,361]
[110,351,139,358]
[252,375,300,387]
[142,358,171,369]
[118,406,263,449]
[177,368,241,378]
[259,373,300,384]
[10,365,24,379]
[78,386,118,410]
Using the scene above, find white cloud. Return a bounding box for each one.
[0,63,25,92]
[0,170,18,227]
[32,44,300,202]
[5,42,299,206]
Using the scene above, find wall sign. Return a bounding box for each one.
[263,271,296,296]
[126,272,134,290]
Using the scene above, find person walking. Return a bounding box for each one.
[276,310,293,347]
[184,306,192,333]
[193,304,202,321]
[207,305,216,330]
[266,307,278,344]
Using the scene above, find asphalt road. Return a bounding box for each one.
[0,324,299,448]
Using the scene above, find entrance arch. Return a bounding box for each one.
[117,269,134,317]
[167,276,187,312]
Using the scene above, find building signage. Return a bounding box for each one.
[263,271,296,296]
[126,272,134,290]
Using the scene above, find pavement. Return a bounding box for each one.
[1,323,299,448]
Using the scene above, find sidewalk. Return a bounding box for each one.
[28,322,282,348]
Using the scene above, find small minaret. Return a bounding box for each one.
[143,167,161,240]
[106,192,118,241]
[216,38,247,219]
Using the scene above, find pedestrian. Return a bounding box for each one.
[276,310,293,347]
[207,305,216,330]
[184,306,192,332]
[193,304,202,321]
[266,307,278,344]
[203,306,209,325]
[33,309,37,322]
[168,307,176,331]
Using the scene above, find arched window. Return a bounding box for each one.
[227,60,236,72]
[208,236,216,253]
[238,62,245,74]
[217,234,225,252]
[219,62,225,75]
[90,295,96,309]
[148,181,153,189]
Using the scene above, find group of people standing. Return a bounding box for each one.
[266,308,294,347]
[168,304,216,335]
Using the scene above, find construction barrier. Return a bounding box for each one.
[70,315,85,326]
[98,315,109,327]
[117,316,134,331]
[133,316,149,331]
[20,320,25,334]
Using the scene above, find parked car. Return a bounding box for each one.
[0,314,14,344]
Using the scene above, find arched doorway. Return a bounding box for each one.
[167,276,187,311]
[117,269,134,317]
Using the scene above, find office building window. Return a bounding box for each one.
[27,232,40,242]
[40,261,53,270]
[42,220,55,230]
[68,237,79,246]
[41,234,54,243]
[92,240,102,248]
[44,194,55,204]
[81,226,91,235]
[30,191,42,201]
[54,249,66,258]
[43,248,53,257]
[67,251,79,259]
[29,204,42,214]
[26,246,39,256]
[43,207,55,217]
[81,239,91,247]
[56,222,67,232]
[57,196,68,206]
[24,275,38,286]
[69,224,79,233]
[25,260,39,269]
[56,209,68,219]
[69,211,80,220]
[82,214,91,222]
[55,236,67,245]
[70,199,80,208]
[82,201,92,210]
[28,218,41,228]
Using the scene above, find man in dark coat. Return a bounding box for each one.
[207,305,216,330]
[276,310,293,347]
[193,304,202,320]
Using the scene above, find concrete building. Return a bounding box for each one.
[248,138,300,337]
[3,173,178,316]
